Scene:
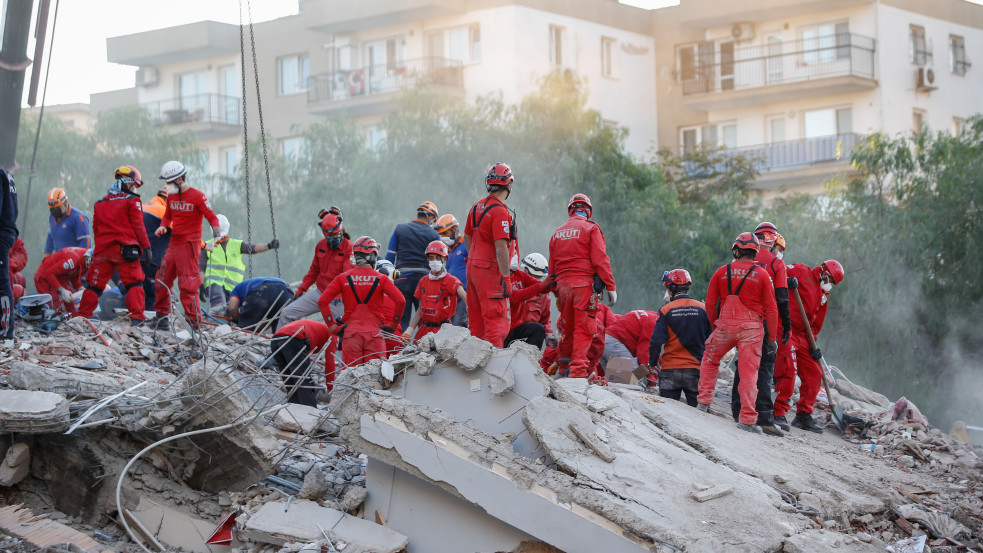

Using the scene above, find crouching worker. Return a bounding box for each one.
[648,269,712,406]
[696,233,779,434]
[319,236,405,369]
[34,247,88,315]
[271,320,333,407]
[404,240,465,340]
[78,166,152,326]
[227,277,292,333]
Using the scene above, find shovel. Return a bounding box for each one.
[791,287,846,433]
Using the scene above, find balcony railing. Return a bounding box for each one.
[142,94,241,126]
[308,56,463,104]
[678,33,875,96]
[726,133,865,174]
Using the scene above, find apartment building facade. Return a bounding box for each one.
[654,0,983,197]
[101,0,658,185]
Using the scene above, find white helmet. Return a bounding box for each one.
[375,259,398,279]
[216,214,230,236]
[521,253,548,279]
[159,160,187,182]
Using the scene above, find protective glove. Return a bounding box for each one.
[765,340,778,357]
[141,247,153,265]
[199,284,207,302]
[607,289,618,306]
[787,276,798,290]
[500,276,511,298]
[212,226,229,244]
[539,274,557,293]
[58,287,73,305]
[267,239,280,250]
[155,226,168,237]
[810,347,823,361]
[781,324,791,344]
[592,275,605,294]
[402,329,414,341]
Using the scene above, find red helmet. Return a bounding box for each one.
[486,162,514,188]
[318,206,342,220]
[115,165,144,188]
[319,213,343,237]
[352,236,380,256]
[425,240,448,258]
[567,193,592,218]
[417,201,439,221]
[754,221,778,235]
[821,260,845,285]
[662,269,692,287]
[733,232,759,253]
[754,221,779,245]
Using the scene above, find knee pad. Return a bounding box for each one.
[123,281,142,294]
[85,284,103,297]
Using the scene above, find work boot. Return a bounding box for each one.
[760,424,785,437]
[696,403,709,413]
[791,413,824,434]
[155,317,171,331]
[130,319,145,328]
[736,422,764,435]
[774,415,791,432]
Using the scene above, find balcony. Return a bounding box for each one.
[141,94,241,140]
[307,57,464,116]
[729,133,864,190]
[107,21,239,67]
[300,0,466,34]
[678,33,877,111]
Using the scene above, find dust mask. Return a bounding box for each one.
[820,282,833,293]
[663,290,671,303]
[441,236,455,247]
[429,260,444,273]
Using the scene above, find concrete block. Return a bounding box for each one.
[126,497,225,553]
[5,443,29,467]
[415,332,435,352]
[691,485,733,503]
[0,390,71,433]
[242,499,408,552]
[212,324,233,338]
[413,353,436,376]
[0,447,30,486]
[453,336,493,371]
[175,330,194,344]
[569,420,615,462]
[7,362,133,399]
[432,325,472,359]
[339,486,367,512]
[273,404,335,435]
[298,466,329,500]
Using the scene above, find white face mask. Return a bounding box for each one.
[663,290,672,303]
[165,183,180,195]
[440,236,455,247]
[820,281,833,293]
[429,260,444,273]
[775,251,784,260]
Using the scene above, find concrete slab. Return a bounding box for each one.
[242,499,408,552]
[0,390,70,433]
[453,336,493,371]
[272,404,336,435]
[7,361,135,398]
[0,443,30,486]
[783,529,884,552]
[128,497,223,553]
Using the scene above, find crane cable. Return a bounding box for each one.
[238,0,280,279]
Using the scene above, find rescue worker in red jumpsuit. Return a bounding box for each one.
[271,320,334,407]
[697,232,779,434]
[731,221,791,436]
[586,302,618,377]
[602,310,660,373]
[774,260,845,433]
[79,166,153,325]
[319,236,405,369]
[548,193,617,378]
[464,163,518,348]
[8,237,27,299]
[504,252,555,349]
[34,247,88,315]
[153,161,224,330]
[278,213,354,330]
[404,240,466,340]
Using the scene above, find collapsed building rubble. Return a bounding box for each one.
[0,320,981,553]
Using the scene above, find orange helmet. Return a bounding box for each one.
[434,214,459,234]
[417,201,439,221]
[821,260,845,285]
[775,233,786,250]
[47,188,68,208]
[485,162,514,189]
[733,232,759,254]
[425,240,449,258]
[567,193,592,218]
[115,165,143,188]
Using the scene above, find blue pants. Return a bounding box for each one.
[0,232,15,338]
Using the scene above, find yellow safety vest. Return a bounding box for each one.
[204,238,246,292]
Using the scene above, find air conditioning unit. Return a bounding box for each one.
[916,67,937,91]
[731,22,755,41]
[136,67,158,88]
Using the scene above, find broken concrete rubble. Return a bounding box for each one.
[241,499,408,552]
[0,389,70,433]
[0,443,30,486]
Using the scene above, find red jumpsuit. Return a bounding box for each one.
[34,247,87,314]
[508,271,553,334]
[320,266,405,368]
[697,261,778,425]
[274,320,337,390]
[464,195,516,347]
[587,303,618,375]
[605,310,660,367]
[774,264,829,417]
[548,214,615,378]
[155,188,219,325]
[79,190,151,321]
[412,273,462,339]
[8,237,27,292]
[297,238,355,295]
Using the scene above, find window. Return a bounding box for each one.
[601,37,616,77]
[218,65,238,124]
[281,137,307,160]
[426,26,480,63]
[221,148,238,177]
[768,116,786,143]
[677,41,714,92]
[910,25,928,65]
[953,117,967,135]
[801,22,849,65]
[368,128,387,150]
[549,25,564,66]
[950,35,969,75]
[179,72,207,113]
[278,54,310,95]
[913,110,926,132]
[804,107,852,138]
[679,122,736,152]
